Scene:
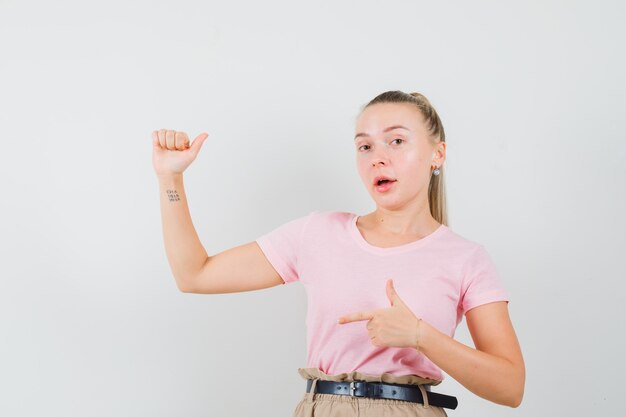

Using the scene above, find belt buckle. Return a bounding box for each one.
[349,381,357,397]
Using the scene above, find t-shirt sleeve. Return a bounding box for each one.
[460,245,510,315]
[255,211,315,284]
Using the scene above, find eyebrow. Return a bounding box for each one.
[354,125,410,140]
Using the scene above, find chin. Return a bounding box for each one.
[373,198,404,210]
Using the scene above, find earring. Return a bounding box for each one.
[432,166,440,176]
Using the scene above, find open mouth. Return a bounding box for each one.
[376,179,396,186]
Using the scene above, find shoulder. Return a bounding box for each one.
[437,225,485,256]
[434,226,501,276]
[292,210,355,240]
[264,210,352,235]
[305,210,354,226]
[441,228,503,289]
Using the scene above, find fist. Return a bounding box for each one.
[152,129,208,177]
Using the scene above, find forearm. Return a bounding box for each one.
[417,320,524,407]
[157,173,208,290]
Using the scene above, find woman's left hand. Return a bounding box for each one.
[337,278,422,349]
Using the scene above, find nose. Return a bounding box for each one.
[370,148,390,167]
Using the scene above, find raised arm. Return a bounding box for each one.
[156,172,208,291]
[153,129,284,293]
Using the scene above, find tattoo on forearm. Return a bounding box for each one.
[166,189,181,202]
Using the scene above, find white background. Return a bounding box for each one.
[1,1,624,416]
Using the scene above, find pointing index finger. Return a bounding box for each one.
[338,310,374,324]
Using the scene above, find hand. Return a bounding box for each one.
[337,279,422,350]
[152,129,209,177]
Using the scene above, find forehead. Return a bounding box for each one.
[356,102,425,134]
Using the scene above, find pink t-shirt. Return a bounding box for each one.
[255,210,509,382]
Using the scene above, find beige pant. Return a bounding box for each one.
[292,368,449,417]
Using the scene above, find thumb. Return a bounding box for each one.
[386,278,402,306]
[190,132,209,155]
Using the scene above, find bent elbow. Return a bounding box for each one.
[178,284,192,293]
[510,392,523,408]
[508,381,525,408]
[507,360,525,408]
[175,276,196,293]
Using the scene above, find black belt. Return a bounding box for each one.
[306,379,458,410]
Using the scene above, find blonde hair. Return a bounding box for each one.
[358,90,448,226]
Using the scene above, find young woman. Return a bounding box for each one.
[152,90,525,416]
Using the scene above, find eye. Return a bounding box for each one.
[391,138,404,145]
[358,144,370,152]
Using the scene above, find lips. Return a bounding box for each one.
[374,179,396,192]
[373,175,397,186]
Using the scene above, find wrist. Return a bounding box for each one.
[415,319,440,356]
[157,172,183,179]
[157,173,184,186]
[415,317,437,354]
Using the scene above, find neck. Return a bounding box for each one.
[369,200,439,236]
